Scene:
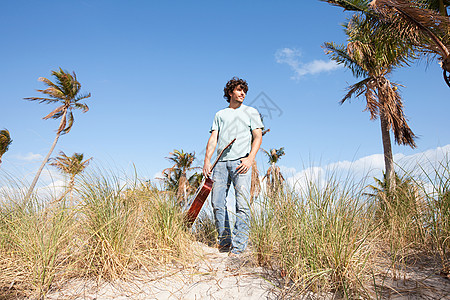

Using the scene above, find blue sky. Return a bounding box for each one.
[1,1,449,189]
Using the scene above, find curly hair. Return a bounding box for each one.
[223,77,248,102]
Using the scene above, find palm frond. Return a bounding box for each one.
[74,102,89,113]
[43,105,65,120]
[324,41,369,78]
[38,77,60,90]
[37,86,65,99]
[62,111,74,135]
[319,0,373,13]
[341,77,371,103]
[377,78,417,147]
[52,69,81,100]
[262,148,285,166]
[345,13,414,71]
[364,82,380,120]
[188,172,204,193]
[372,0,450,68]
[57,111,67,134]
[75,93,91,103]
[23,97,60,104]
[0,129,12,156]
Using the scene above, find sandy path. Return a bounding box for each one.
[44,242,450,299]
[46,242,278,299]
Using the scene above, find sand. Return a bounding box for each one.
[46,242,277,299]
[45,242,450,299]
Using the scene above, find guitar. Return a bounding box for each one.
[184,138,236,227]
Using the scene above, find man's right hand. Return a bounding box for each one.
[203,130,218,178]
[203,160,212,178]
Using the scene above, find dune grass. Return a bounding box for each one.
[250,174,378,298]
[0,157,448,299]
[249,159,450,298]
[0,168,193,298]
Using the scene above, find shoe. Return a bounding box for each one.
[216,243,231,253]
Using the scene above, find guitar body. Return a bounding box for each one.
[184,177,214,227]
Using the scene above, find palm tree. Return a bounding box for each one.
[162,149,197,205]
[160,168,181,192]
[366,172,417,213]
[262,147,285,196]
[324,12,417,191]
[49,151,92,202]
[370,0,450,87]
[188,172,204,194]
[24,68,91,199]
[0,129,12,166]
[320,0,374,12]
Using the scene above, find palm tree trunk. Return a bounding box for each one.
[69,176,75,205]
[25,132,61,200]
[52,176,75,205]
[379,109,396,193]
[177,174,187,205]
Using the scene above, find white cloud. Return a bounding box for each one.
[14,152,43,162]
[0,170,66,202]
[281,145,450,193]
[275,47,341,80]
[37,168,65,185]
[286,166,325,192]
[39,179,66,199]
[327,153,385,178]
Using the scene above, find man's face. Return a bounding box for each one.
[229,85,246,103]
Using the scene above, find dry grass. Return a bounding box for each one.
[0,157,449,299]
[250,175,379,298]
[0,167,194,299]
[249,158,450,298]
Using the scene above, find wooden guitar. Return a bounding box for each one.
[184,138,236,227]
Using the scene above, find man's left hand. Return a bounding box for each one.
[236,157,253,174]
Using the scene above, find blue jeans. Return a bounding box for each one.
[211,159,251,254]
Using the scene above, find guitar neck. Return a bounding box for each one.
[209,138,236,175]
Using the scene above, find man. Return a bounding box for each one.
[203,77,263,255]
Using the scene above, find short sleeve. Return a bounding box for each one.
[249,108,264,131]
[210,112,220,133]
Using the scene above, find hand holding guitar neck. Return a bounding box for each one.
[209,138,236,176]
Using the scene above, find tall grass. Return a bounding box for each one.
[369,159,450,276]
[0,167,193,298]
[415,157,450,271]
[0,156,449,298]
[77,169,143,279]
[250,157,450,298]
[0,191,76,298]
[250,174,378,298]
[76,167,194,279]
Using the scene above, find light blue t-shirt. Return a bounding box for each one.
[210,104,264,161]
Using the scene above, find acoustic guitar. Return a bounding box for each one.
[184,138,236,227]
